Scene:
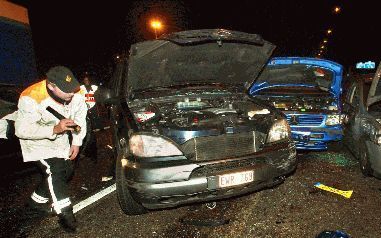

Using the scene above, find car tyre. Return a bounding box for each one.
[114,134,147,215]
[359,142,373,177]
[115,152,147,215]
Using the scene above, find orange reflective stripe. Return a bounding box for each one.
[20,80,49,104]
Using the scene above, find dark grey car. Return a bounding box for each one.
[100,29,297,215]
[343,62,381,178]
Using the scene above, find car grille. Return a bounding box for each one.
[180,131,264,161]
[286,114,324,126]
[191,157,266,177]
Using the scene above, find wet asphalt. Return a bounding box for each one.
[1,130,381,237]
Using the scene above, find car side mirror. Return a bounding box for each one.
[94,86,116,105]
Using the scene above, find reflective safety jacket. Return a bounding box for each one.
[15,80,87,162]
[80,84,98,109]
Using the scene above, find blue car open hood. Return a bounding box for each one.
[250,57,343,98]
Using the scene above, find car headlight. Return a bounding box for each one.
[326,114,344,126]
[267,119,291,143]
[129,134,183,157]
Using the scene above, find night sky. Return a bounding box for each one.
[11,0,381,79]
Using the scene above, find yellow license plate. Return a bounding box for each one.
[218,170,254,188]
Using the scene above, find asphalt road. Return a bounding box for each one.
[1,130,381,237]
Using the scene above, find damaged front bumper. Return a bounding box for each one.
[122,141,296,209]
[291,125,343,150]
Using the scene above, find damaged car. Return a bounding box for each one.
[343,61,381,178]
[98,29,297,215]
[250,57,344,150]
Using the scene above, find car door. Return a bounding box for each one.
[343,81,361,155]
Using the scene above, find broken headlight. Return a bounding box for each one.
[267,119,291,143]
[129,134,183,157]
[326,114,344,126]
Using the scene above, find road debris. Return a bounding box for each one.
[314,182,353,198]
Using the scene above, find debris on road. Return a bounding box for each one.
[205,202,217,210]
[313,152,357,167]
[314,182,353,198]
[316,230,349,238]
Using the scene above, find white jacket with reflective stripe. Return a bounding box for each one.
[15,80,88,162]
[80,85,98,109]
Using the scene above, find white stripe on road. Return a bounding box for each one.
[73,183,116,214]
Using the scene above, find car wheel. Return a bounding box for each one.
[115,149,147,215]
[359,143,373,177]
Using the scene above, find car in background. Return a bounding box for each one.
[97,29,297,215]
[250,57,344,150]
[343,61,381,178]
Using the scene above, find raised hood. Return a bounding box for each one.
[251,57,344,98]
[127,29,275,95]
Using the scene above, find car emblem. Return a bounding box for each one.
[65,75,72,82]
[290,115,299,125]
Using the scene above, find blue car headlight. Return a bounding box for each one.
[326,114,344,126]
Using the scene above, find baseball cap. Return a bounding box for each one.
[46,66,80,93]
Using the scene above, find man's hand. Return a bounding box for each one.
[69,145,80,160]
[53,119,78,134]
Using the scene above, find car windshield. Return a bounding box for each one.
[256,64,334,90]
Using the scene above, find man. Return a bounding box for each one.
[80,75,98,112]
[15,66,87,233]
[79,75,99,163]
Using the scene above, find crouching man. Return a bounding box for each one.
[15,66,87,233]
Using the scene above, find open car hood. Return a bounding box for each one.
[367,61,381,106]
[250,57,343,98]
[127,29,275,96]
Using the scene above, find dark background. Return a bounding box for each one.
[11,0,381,81]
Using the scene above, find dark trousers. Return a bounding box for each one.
[81,117,98,161]
[31,158,74,214]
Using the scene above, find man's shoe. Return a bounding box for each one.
[58,208,77,233]
[25,200,53,218]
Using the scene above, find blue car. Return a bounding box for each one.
[250,57,344,150]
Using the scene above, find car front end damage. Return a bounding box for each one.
[118,90,297,209]
[251,57,344,150]
[122,141,296,209]
[109,29,297,213]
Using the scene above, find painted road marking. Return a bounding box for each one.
[73,183,116,214]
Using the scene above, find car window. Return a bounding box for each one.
[110,61,126,96]
[349,85,360,107]
[375,80,381,97]
[346,84,355,103]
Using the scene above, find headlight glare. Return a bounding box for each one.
[129,134,183,157]
[326,114,344,126]
[267,119,291,143]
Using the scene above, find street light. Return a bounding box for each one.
[327,29,333,35]
[150,19,163,39]
[323,39,328,43]
[333,6,341,14]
